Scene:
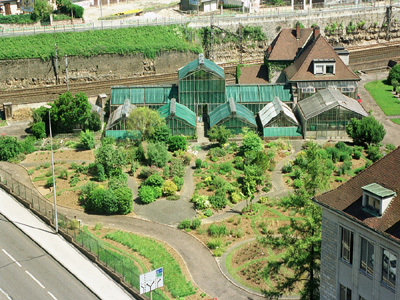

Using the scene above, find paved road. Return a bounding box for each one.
[0,213,99,300]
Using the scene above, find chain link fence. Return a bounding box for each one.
[0,167,168,300]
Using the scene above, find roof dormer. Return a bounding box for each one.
[362,183,397,216]
[313,59,336,75]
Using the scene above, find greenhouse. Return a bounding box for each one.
[110,85,178,112]
[258,97,301,138]
[208,98,257,135]
[178,54,226,116]
[158,99,197,137]
[105,99,140,139]
[295,88,368,139]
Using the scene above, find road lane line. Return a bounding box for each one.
[48,291,58,300]
[0,287,12,300]
[25,270,45,289]
[2,249,21,267]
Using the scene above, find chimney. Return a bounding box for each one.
[313,26,320,40]
[296,22,300,40]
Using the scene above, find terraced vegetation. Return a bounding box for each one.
[0,25,202,60]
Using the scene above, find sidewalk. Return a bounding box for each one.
[0,188,134,300]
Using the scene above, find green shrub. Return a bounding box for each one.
[138,185,156,204]
[0,136,22,161]
[172,176,184,191]
[46,177,54,188]
[191,219,201,229]
[208,223,228,237]
[386,144,396,152]
[204,209,213,217]
[32,122,46,139]
[84,111,101,132]
[233,156,244,170]
[208,147,226,161]
[218,162,233,174]
[230,192,242,204]
[293,179,303,189]
[58,168,68,180]
[178,219,191,229]
[240,130,263,154]
[282,162,293,173]
[170,158,185,178]
[201,161,209,169]
[367,145,383,162]
[139,166,157,179]
[112,186,133,214]
[162,180,178,196]
[207,238,222,249]
[353,150,362,160]
[147,142,170,167]
[84,187,118,215]
[144,174,164,187]
[0,14,36,24]
[191,194,211,210]
[338,152,350,162]
[80,129,95,150]
[168,136,187,152]
[20,136,36,154]
[69,174,81,187]
[195,158,202,169]
[232,228,243,238]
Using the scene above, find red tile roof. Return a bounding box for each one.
[267,28,313,61]
[315,147,400,240]
[284,34,360,82]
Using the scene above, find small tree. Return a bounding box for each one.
[126,107,165,141]
[208,125,232,146]
[0,136,22,161]
[146,142,170,167]
[388,64,400,84]
[240,128,263,154]
[149,124,171,143]
[346,116,386,146]
[84,111,102,132]
[168,136,188,152]
[31,121,46,139]
[31,0,52,21]
[80,130,95,150]
[95,144,127,177]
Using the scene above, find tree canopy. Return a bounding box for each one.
[387,64,400,83]
[346,115,386,146]
[126,107,165,140]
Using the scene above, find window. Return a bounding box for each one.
[341,227,354,264]
[326,64,335,74]
[366,195,380,215]
[301,87,316,94]
[315,64,324,74]
[360,237,374,275]
[382,248,397,289]
[340,284,352,300]
[342,87,355,93]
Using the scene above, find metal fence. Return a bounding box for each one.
[0,167,167,300]
[0,0,395,37]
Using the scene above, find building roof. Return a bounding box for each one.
[110,85,178,105]
[258,96,298,127]
[209,98,257,128]
[106,99,136,130]
[267,27,313,61]
[178,54,225,80]
[296,88,368,120]
[314,146,400,241]
[362,183,396,198]
[225,84,292,103]
[158,98,196,128]
[284,34,360,82]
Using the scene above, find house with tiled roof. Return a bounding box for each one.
[314,147,400,300]
[265,24,360,104]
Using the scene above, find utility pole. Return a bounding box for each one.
[210,15,214,60]
[239,23,243,65]
[386,3,392,41]
[54,43,58,84]
[65,55,69,92]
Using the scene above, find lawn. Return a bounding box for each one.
[364,80,400,116]
[391,118,400,125]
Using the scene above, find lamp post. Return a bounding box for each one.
[43,104,58,233]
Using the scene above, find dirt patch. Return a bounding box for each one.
[23,149,95,164]
[12,108,33,121]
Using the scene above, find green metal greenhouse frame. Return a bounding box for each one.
[158,99,197,137]
[208,98,257,135]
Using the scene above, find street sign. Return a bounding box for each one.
[139,267,164,294]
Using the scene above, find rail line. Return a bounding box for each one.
[0,44,397,105]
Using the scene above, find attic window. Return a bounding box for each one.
[362,183,397,216]
[313,59,336,75]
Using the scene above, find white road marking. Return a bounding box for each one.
[2,249,21,267]
[47,291,58,300]
[0,287,12,300]
[25,270,45,289]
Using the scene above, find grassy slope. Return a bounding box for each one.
[0,25,202,60]
[364,80,400,116]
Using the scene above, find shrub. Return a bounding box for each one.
[207,238,222,249]
[234,156,244,170]
[195,158,202,169]
[84,111,101,132]
[144,174,164,187]
[346,116,386,146]
[230,192,242,204]
[95,143,127,177]
[282,162,293,173]
[80,129,95,150]
[208,223,229,237]
[191,194,211,210]
[139,166,158,179]
[386,144,396,152]
[202,161,209,169]
[46,177,54,188]
[209,189,227,210]
[84,187,118,215]
[172,176,184,191]
[218,162,233,174]
[0,136,22,161]
[162,180,178,196]
[58,168,68,180]
[147,142,170,168]
[112,186,133,214]
[338,152,350,162]
[367,145,383,162]
[208,147,226,161]
[353,150,362,160]
[170,158,185,178]
[388,63,400,83]
[191,219,201,229]
[138,185,156,204]
[20,136,36,154]
[178,219,191,229]
[204,209,213,217]
[240,130,263,154]
[168,136,187,152]
[69,174,81,187]
[208,125,232,146]
[292,179,303,189]
[32,122,46,139]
